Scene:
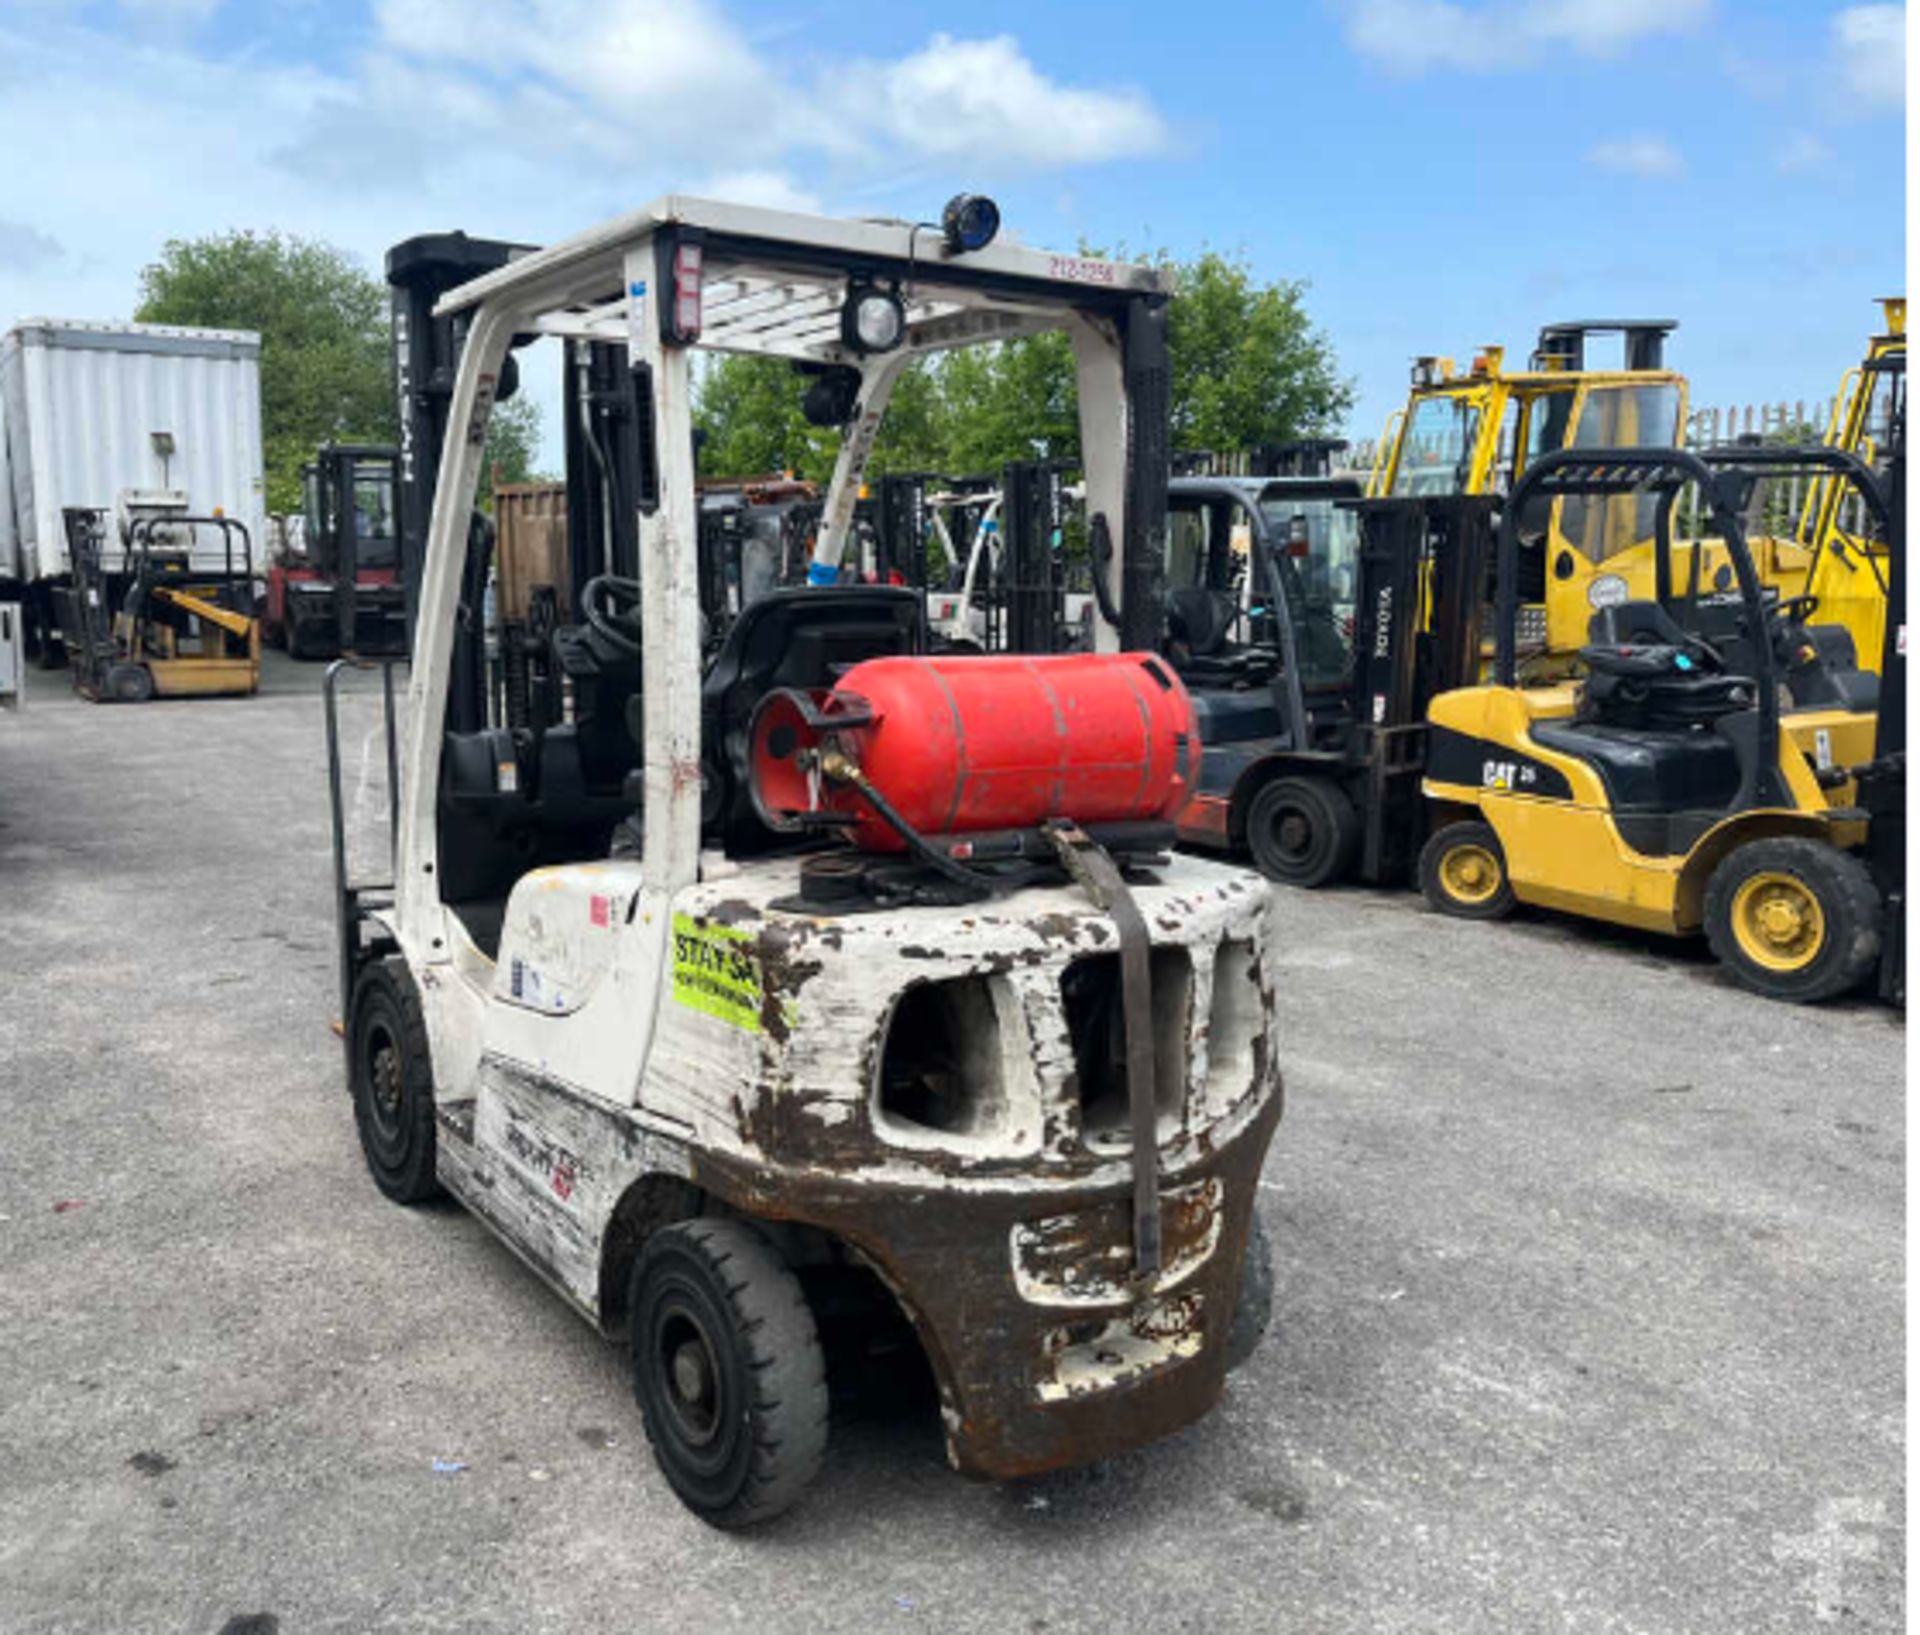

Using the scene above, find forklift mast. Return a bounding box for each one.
[1532,319,1676,373]
[1001,460,1066,655]
[387,231,532,731]
[564,337,644,611]
[1347,495,1494,734]
[871,472,930,588]
[1865,428,1904,1001]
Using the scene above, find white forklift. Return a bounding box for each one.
[328,196,1286,1526]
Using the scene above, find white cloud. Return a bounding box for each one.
[358,3,1165,170]
[0,220,63,272]
[866,34,1168,164]
[0,4,1172,469]
[1832,4,1905,108]
[1586,135,1685,177]
[1775,131,1834,173]
[1342,0,1711,75]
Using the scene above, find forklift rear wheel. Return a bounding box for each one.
[349,959,444,1204]
[1419,821,1516,920]
[1245,777,1361,888]
[1704,838,1881,1003]
[631,1219,828,1529]
[1225,1210,1274,1372]
[105,663,154,704]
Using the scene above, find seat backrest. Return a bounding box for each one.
[1167,585,1232,657]
[1587,599,1696,650]
[700,586,925,854]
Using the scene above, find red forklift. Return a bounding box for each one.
[267,443,406,658]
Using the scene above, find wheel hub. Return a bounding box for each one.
[1440,843,1501,904]
[370,1041,402,1117]
[672,1339,712,1406]
[656,1307,722,1446]
[1730,871,1824,971]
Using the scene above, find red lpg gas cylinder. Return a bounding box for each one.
[749,651,1199,852]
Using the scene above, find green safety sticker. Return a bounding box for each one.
[671,913,763,1032]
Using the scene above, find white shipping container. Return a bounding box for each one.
[0,319,265,581]
[0,389,16,582]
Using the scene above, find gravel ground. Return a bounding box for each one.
[0,655,1903,1634]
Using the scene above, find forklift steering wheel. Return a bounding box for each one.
[584,574,643,657]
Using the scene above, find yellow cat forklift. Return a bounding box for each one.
[60,507,261,701]
[1419,440,1901,1003]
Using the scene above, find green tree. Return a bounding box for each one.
[480,394,550,496]
[1164,250,1352,453]
[694,354,837,481]
[693,355,951,482]
[690,248,1352,485]
[135,231,393,512]
[936,331,1081,472]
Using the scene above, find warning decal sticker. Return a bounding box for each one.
[671,913,763,1032]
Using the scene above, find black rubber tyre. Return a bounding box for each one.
[631,1219,828,1529]
[348,957,443,1204]
[1225,1210,1275,1372]
[105,662,155,703]
[1418,820,1517,921]
[1244,776,1361,887]
[1703,837,1881,1004]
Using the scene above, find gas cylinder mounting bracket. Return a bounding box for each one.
[1045,820,1164,1285]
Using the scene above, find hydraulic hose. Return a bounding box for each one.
[820,751,999,896]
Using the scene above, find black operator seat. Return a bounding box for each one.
[701,586,925,856]
[1531,603,1753,818]
[1165,584,1273,686]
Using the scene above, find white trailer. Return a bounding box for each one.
[0,319,265,654]
[0,392,17,706]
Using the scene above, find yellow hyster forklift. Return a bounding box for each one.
[1368,322,1687,641]
[60,507,260,701]
[1418,439,1902,1003]
[1776,297,1905,677]
[326,197,1286,1526]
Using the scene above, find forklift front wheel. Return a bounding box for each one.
[631,1219,829,1529]
[1419,821,1517,921]
[349,959,444,1204]
[1704,838,1881,1003]
[1244,776,1361,888]
[105,663,154,704]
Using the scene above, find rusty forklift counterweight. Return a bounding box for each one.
[326,197,1286,1526]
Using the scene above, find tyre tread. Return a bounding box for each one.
[1703,837,1881,1003]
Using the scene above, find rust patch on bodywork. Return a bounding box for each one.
[688,1087,1282,1481]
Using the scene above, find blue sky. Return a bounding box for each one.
[0,0,1906,451]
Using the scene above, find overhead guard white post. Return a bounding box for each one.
[629,243,706,897]
[396,301,515,946]
[1069,313,1129,656]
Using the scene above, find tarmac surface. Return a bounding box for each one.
[0,654,1904,1633]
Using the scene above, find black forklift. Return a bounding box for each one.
[1164,458,1493,887]
[892,461,1089,655]
[269,443,405,659]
